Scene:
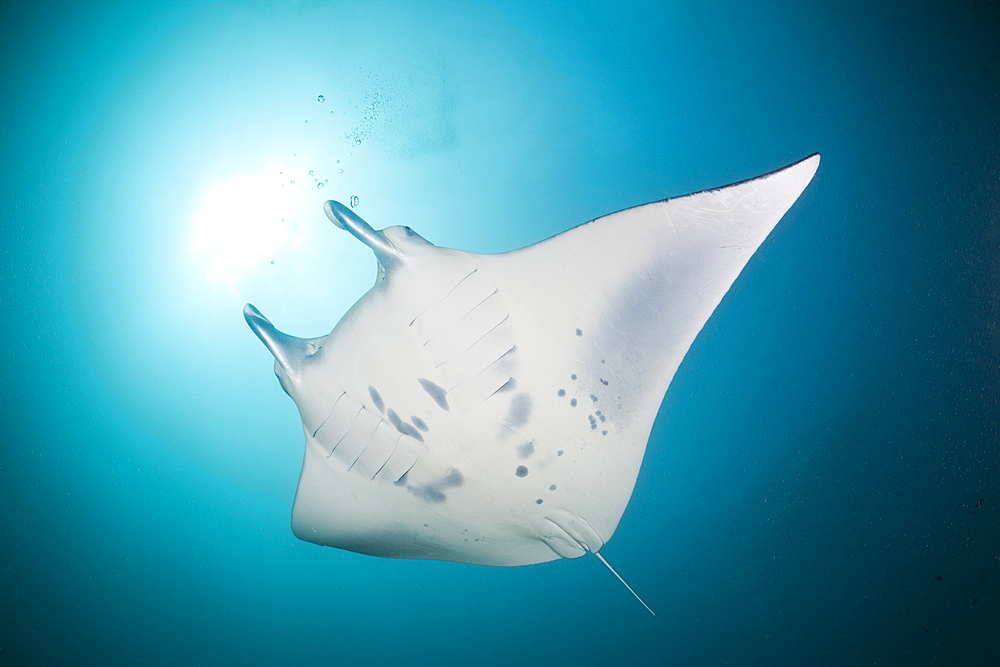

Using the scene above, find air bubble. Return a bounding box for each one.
[308,170,314,176]
[317,182,324,189]
[350,195,359,208]
[317,95,325,103]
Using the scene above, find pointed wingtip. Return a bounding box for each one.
[769,152,820,181]
[780,152,820,187]
[741,152,819,207]
[796,152,821,178]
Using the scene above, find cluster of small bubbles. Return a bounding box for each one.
[350,195,360,208]
[317,94,325,103]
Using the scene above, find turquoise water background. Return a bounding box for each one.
[2,1,998,665]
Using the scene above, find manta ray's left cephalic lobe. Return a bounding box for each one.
[245,154,820,577]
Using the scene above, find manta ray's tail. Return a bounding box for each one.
[593,551,656,616]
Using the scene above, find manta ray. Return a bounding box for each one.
[245,154,820,614]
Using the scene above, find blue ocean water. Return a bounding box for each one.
[1,1,997,665]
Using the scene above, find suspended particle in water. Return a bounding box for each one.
[290,180,296,184]
[308,170,314,176]
[339,169,344,174]
[317,94,325,103]
[317,182,324,189]
[350,195,359,208]
[324,179,328,183]
[304,119,309,124]
[270,260,275,264]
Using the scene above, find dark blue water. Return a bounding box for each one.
[2,1,997,665]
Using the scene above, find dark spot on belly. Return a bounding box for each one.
[549,484,557,491]
[588,414,598,430]
[557,389,566,397]
[515,465,528,477]
[557,450,564,456]
[507,394,532,428]
[368,386,385,413]
[535,498,543,504]
[590,394,598,403]
[405,467,463,503]
[570,398,577,407]
[387,409,424,442]
[600,378,609,386]
[418,378,449,411]
[575,328,583,336]
[570,373,577,380]
[411,486,445,502]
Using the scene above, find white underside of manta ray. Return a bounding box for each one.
[244,153,820,614]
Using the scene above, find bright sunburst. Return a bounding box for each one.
[189,172,310,288]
